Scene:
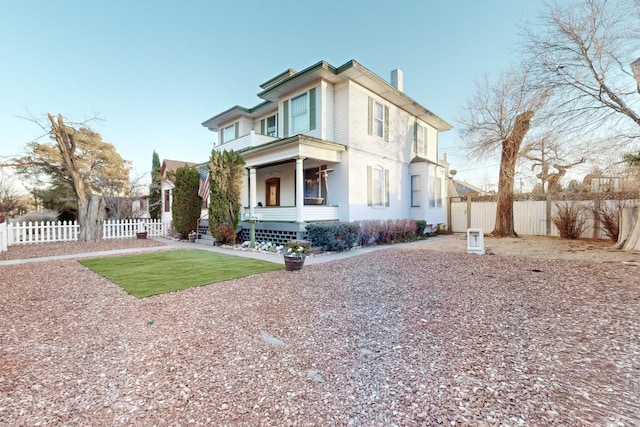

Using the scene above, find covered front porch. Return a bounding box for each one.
[240,134,346,224]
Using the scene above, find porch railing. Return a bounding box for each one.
[244,205,340,222]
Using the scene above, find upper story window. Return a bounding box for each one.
[415,125,425,155]
[291,93,309,134]
[266,115,277,137]
[368,97,389,141]
[373,102,384,137]
[283,87,316,137]
[221,123,239,144]
[260,114,278,137]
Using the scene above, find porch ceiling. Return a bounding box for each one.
[240,135,345,168]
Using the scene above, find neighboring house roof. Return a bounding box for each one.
[453,180,487,196]
[160,159,198,177]
[201,59,452,133]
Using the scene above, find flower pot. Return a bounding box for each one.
[136,232,148,239]
[284,255,305,271]
[189,235,197,243]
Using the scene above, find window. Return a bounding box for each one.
[266,115,277,137]
[411,175,420,207]
[222,123,238,143]
[283,88,316,137]
[373,102,384,137]
[368,97,389,141]
[415,125,424,155]
[291,93,308,134]
[429,176,442,208]
[164,189,171,212]
[367,165,389,207]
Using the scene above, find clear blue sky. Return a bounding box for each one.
[0,0,545,190]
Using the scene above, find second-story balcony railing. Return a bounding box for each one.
[216,130,278,152]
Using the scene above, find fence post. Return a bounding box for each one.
[466,197,472,229]
[447,197,452,231]
[592,197,601,239]
[545,194,552,236]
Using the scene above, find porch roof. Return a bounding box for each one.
[239,134,346,168]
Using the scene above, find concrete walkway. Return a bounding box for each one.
[0,236,458,267]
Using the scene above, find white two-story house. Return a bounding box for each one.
[201,59,452,243]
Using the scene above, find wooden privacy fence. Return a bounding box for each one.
[0,219,166,251]
[448,194,639,239]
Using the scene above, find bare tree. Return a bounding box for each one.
[521,137,585,194]
[0,168,28,217]
[524,0,640,249]
[459,67,548,237]
[525,0,640,134]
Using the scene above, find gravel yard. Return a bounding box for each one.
[1,238,639,425]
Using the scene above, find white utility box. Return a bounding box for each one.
[467,228,485,255]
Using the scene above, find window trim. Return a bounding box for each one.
[368,97,390,141]
[221,123,239,144]
[429,176,443,208]
[367,165,390,208]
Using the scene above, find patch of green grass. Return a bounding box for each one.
[79,249,283,298]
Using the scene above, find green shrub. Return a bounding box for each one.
[170,166,202,238]
[416,220,427,236]
[306,222,359,252]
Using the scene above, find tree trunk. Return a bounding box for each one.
[48,114,105,242]
[78,195,105,242]
[616,207,640,251]
[492,111,534,237]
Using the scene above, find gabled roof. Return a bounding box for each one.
[160,159,198,177]
[201,59,453,132]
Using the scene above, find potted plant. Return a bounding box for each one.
[188,230,198,243]
[283,240,311,271]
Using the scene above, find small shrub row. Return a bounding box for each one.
[306,222,359,252]
[306,219,429,252]
[357,219,421,245]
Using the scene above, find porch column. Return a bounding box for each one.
[249,167,257,217]
[296,157,305,223]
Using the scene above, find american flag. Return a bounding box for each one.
[198,167,210,199]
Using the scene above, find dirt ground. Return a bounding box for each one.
[415,233,640,265]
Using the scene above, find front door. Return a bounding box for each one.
[266,178,280,206]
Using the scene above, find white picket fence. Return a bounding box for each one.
[0,219,166,251]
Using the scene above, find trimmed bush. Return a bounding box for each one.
[306,222,359,252]
[170,166,202,238]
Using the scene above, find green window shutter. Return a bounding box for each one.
[413,121,418,152]
[260,119,265,135]
[309,87,316,130]
[367,166,372,206]
[367,97,373,136]
[283,100,289,138]
[385,169,390,207]
[384,106,390,142]
[234,123,239,139]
